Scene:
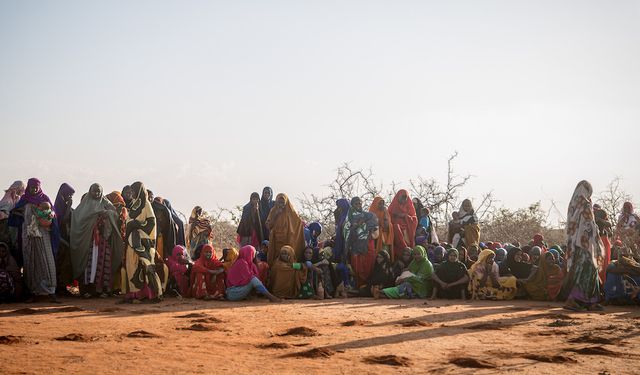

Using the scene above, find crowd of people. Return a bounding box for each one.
[0,178,639,312]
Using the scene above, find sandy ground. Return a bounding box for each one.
[0,297,639,374]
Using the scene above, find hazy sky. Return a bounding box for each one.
[1,1,638,224]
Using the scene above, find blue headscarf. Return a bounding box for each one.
[333,199,351,262]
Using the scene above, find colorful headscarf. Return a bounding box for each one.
[227,245,259,287]
[566,180,603,269]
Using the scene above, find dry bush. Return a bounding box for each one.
[480,202,565,246]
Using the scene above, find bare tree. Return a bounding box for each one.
[297,162,384,238]
[597,177,633,225]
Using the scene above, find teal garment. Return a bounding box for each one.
[407,246,434,298]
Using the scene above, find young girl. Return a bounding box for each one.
[226,245,280,302]
[166,245,191,297]
[190,244,225,300]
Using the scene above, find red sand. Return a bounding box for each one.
[1,298,639,374]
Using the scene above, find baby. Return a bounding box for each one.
[34,202,54,228]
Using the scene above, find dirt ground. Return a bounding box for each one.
[0,297,639,374]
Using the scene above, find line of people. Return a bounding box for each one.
[0,179,638,310]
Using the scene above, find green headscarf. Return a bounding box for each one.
[407,245,434,298]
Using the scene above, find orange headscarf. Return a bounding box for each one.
[369,196,394,261]
[265,193,305,267]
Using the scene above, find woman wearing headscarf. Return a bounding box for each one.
[106,191,128,293]
[0,242,22,301]
[380,245,433,299]
[8,178,59,302]
[52,183,75,294]
[162,199,185,246]
[388,190,418,260]
[499,247,533,280]
[151,197,177,260]
[166,245,191,297]
[186,206,213,258]
[226,245,281,302]
[524,252,565,300]
[70,183,124,298]
[357,250,394,297]
[431,248,469,299]
[593,204,612,284]
[0,181,25,267]
[221,247,239,272]
[561,181,605,311]
[468,249,517,300]
[190,244,225,300]
[369,197,394,260]
[0,181,25,220]
[615,202,640,259]
[265,193,305,267]
[458,199,480,253]
[344,197,379,287]
[269,245,307,299]
[304,222,322,249]
[122,182,164,303]
[259,187,275,239]
[237,192,264,248]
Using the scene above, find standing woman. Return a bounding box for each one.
[8,178,59,302]
[259,187,275,240]
[369,197,394,260]
[561,180,604,311]
[593,204,613,283]
[163,199,186,246]
[0,181,25,265]
[388,190,418,260]
[122,182,164,303]
[106,191,128,293]
[186,206,213,258]
[458,199,481,253]
[70,184,124,298]
[265,193,305,267]
[616,202,640,254]
[237,192,264,248]
[344,197,379,287]
[53,183,75,294]
[152,197,177,260]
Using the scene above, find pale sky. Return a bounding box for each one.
[1,1,638,224]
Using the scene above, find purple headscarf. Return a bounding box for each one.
[53,183,75,222]
[17,178,52,207]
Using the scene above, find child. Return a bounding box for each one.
[298,247,321,299]
[317,247,337,298]
[34,202,55,229]
[166,245,191,297]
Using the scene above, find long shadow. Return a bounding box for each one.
[322,311,565,352]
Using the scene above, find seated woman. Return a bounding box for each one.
[604,250,640,305]
[255,248,270,285]
[298,246,322,299]
[499,247,534,281]
[428,246,446,267]
[0,242,22,301]
[221,248,239,272]
[379,246,433,299]
[269,245,307,299]
[190,244,225,300]
[524,252,564,300]
[166,245,191,297]
[357,250,394,297]
[468,249,517,300]
[226,245,281,302]
[431,248,469,300]
[392,247,413,280]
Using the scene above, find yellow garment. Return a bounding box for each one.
[464,223,481,250]
[223,248,239,271]
[269,245,307,298]
[468,249,516,300]
[124,183,161,296]
[266,193,305,267]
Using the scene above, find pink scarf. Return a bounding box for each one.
[226,245,259,287]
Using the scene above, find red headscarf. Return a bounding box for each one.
[226,245,259,287]
[388,189,418,238]
[192,244,223,272]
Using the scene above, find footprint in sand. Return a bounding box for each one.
[364,355,413,367]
